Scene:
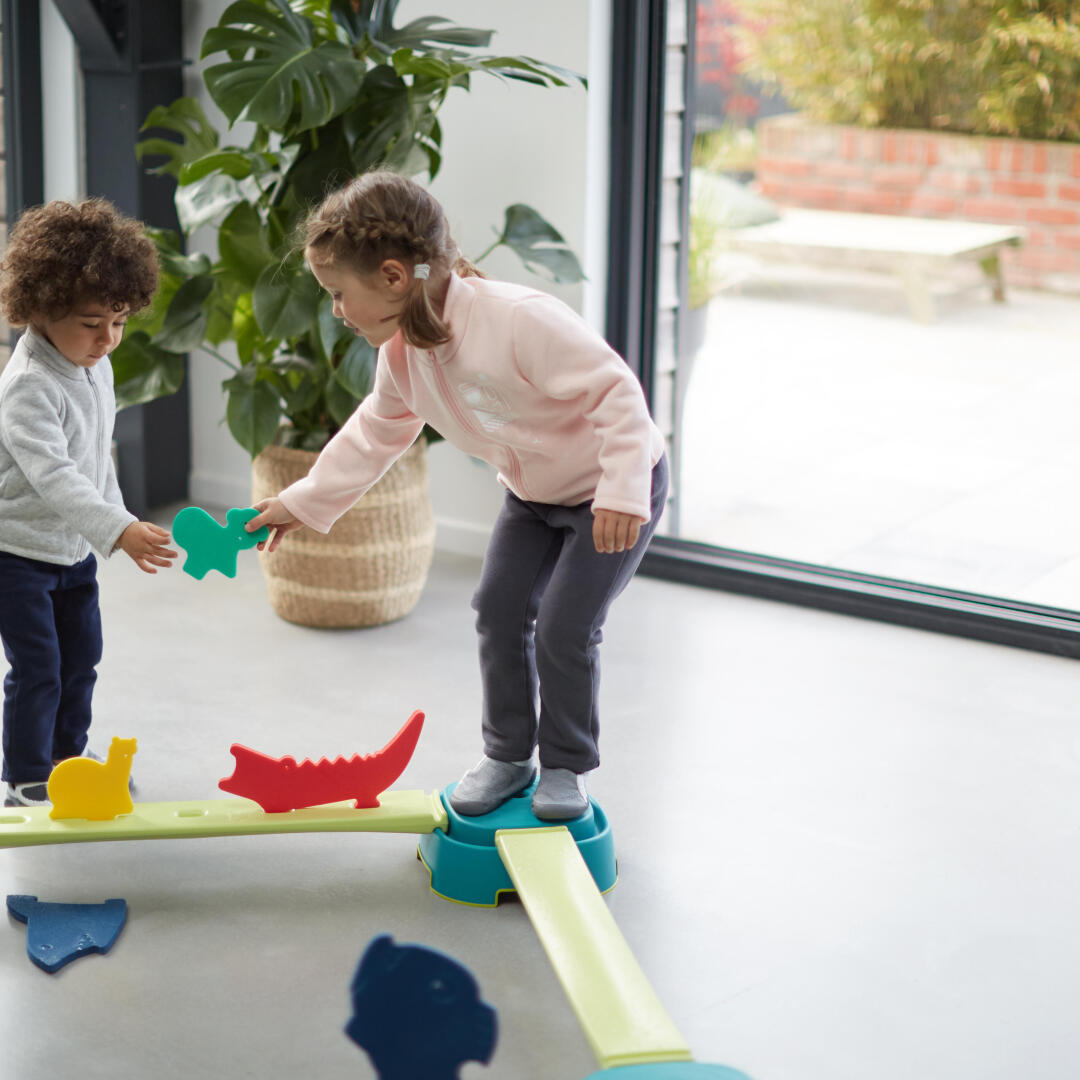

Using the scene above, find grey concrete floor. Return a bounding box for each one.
[1,535,1078,1080]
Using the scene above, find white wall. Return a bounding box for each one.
[584,0,613,333]
[182,2,259,512]
[183,1,606,556]
[40,0,81,202]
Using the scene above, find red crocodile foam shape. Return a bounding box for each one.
[218,710,425,813]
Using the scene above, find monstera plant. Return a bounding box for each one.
[113,0,585,456]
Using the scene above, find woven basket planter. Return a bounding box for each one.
[251,438,435,629]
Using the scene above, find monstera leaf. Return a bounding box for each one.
[476,56,584,89]
[136,97,220,178]
[201,0,365,134]
[155,276,215,354]
[176,173,249,233]
[145,229,214,282]
[112,333,187,409]
[112,237,213,408]
[223,366,283,456]
[252,261,323,341]
[136,100,250,230]
[329,0,493,53]
[491,204,586,284]
[334,336,378,400]
[217,203,277,290]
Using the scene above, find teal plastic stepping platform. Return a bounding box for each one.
[417,780,616,906]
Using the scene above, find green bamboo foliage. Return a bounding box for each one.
[738,0,1080,141]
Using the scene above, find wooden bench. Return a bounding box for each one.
[725,208,1024,322]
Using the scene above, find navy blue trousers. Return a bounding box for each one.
[472,456,669,773]
[0,552,101,783]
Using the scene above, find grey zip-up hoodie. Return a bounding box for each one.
[0,327,136,565]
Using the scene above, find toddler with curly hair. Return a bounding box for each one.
[0,198,177,808]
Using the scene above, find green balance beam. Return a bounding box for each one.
[496,826,693,1070]
[0,790,448,848]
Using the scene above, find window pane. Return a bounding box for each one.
[671,1,1080,611]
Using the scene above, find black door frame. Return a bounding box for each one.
[605,0,667,400]
[2,2,44,222]
[606,0,1080,658]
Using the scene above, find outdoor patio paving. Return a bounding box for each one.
[676,261,1080,612]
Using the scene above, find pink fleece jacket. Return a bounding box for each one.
[279,273,666,532]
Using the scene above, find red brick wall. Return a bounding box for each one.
[755,113,1080,293]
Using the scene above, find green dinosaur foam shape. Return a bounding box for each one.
[172,506,270,580]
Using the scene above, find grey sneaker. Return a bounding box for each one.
[531,768,589,821]
[449,756,536,816]
[4,782,50,808]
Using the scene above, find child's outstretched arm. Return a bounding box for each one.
[115,522,178,573]
[246,497,303,554]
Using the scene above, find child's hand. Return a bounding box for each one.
[247,497,303,553]
[592,509,646,554]
[117,522,178,574]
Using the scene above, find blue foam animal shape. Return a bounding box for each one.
[6,895,127,973]
[172,506,269,580]
[346,934,497,1080]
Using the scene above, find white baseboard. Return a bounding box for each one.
[433,515,493,558]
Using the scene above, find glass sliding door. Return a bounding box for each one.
[622,0,1080,656]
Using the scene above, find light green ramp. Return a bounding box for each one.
[0,790,447,848]
[496,826,693,1070]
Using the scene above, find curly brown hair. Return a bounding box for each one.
[0,198,158,326]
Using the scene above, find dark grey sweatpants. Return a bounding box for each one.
[471,456,669,774]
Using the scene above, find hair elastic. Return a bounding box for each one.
[414,263,430,280]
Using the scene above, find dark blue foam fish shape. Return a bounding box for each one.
[346,934,497,1080]
[6,895,127,973]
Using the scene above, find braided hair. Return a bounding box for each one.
[303,171,484,349]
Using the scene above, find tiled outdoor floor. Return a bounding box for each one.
[677,262,1080,610]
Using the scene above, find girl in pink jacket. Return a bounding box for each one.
[248,172,668,821]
